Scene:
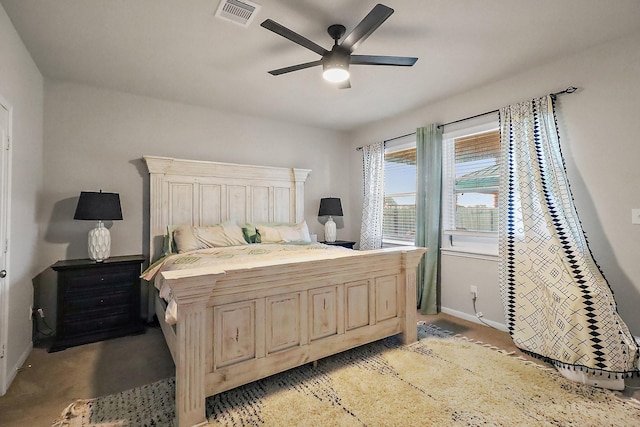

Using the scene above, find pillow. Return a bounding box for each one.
[255,221,311,243]
[242,224,260,243]
[172,221,248,253]
[195,222,247,248]
[163,225,180,255]
[172,224,204,253]
[255,224,283,243]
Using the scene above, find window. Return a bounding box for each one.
[382,136,416,246]
[442,119,500,254]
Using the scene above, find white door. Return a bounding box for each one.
[0,102,10,395]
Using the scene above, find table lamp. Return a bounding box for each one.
[318,197,343,243]
[73,191,123,262]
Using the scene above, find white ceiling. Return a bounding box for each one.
[2,0,640,131]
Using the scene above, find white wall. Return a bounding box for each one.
[0,5,44,393]
[35,81,353,318]
[347,30,640,335]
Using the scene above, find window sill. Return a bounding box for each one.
[443,230,498,238]
[382,239,415,248]
[440,247,499,261]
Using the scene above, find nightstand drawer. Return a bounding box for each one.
[63,289,132,313]
[63,268,137,293]
[64,310,132,336]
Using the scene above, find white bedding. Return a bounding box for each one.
[142,243,352,324]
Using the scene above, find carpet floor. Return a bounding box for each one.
[53,323,640,427]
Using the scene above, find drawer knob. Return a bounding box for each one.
[0,270,6,278]
[100,299,104,303]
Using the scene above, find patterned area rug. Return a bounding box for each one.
[54,323,640,426]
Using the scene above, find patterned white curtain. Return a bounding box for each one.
[499,95,639,377]
[360,142,384,250]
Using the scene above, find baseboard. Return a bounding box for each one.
[1,340,33,396]
[440,306,508,332]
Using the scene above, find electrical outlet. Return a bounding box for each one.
[470,285,478,298]
[632,209,640,225]
[476,312,484,318]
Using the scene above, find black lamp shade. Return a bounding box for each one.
[318,197,343,217]
[73,191,123,221]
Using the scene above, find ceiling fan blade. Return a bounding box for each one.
[341,4,394,52]
[268,60,323,76]
[261,19,328,56]
[350,55,418,66]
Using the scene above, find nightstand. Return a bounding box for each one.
[50,255,146,352]
[320,240,356,249]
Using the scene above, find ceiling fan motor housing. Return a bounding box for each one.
[322,47,350,82]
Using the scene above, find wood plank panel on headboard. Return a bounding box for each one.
[143,156,311,261]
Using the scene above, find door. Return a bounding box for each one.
[0,101,10,395]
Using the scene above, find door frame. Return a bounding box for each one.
[0,97,12,396]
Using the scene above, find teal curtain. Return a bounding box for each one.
[415,124,443,314]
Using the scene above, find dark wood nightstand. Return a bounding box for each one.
[320,240,356,249]
[50,255,146,352]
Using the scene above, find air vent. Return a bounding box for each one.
[215,0,261,28]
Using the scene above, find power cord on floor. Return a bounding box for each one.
[472,293,498,329]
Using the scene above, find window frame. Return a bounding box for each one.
[441,116,500,256]
[382,134,417,247]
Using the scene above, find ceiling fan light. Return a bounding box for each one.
[323,66,350,83]
[323,47,350,83]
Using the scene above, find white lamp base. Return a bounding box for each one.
[88,221,111,262]
[324,216,337,242]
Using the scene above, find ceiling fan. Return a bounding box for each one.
[260,3,418,89]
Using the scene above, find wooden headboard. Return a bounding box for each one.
[143,156,311,261]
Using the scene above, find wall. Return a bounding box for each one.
[347,30,640,335]
[36,81,351,319]
[0,5,44,394]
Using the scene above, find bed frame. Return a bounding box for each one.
[143,155,426,426]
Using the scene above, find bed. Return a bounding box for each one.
[142,155,426,426]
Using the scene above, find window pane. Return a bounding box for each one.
[383,194,416,241]
[444,129,501,234]
[455,191,498,232]
[383,147,416,243]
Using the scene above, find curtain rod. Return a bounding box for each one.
[355,86,577,151]
[436,86,577,129]
[355,132,415,151]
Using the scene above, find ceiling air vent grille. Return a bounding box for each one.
[215,0,261,28]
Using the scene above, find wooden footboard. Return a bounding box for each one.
[157,247,425,426]
[144,155,426,426]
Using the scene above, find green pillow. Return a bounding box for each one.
[242,225,260,243]
[163,225,179,255]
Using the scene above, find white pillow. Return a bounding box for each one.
[256,221,311,243]
[172,221,247,253]
[172,225,204,253]
[195,222,247,248]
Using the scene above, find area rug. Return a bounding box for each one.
[53,323,640,426]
